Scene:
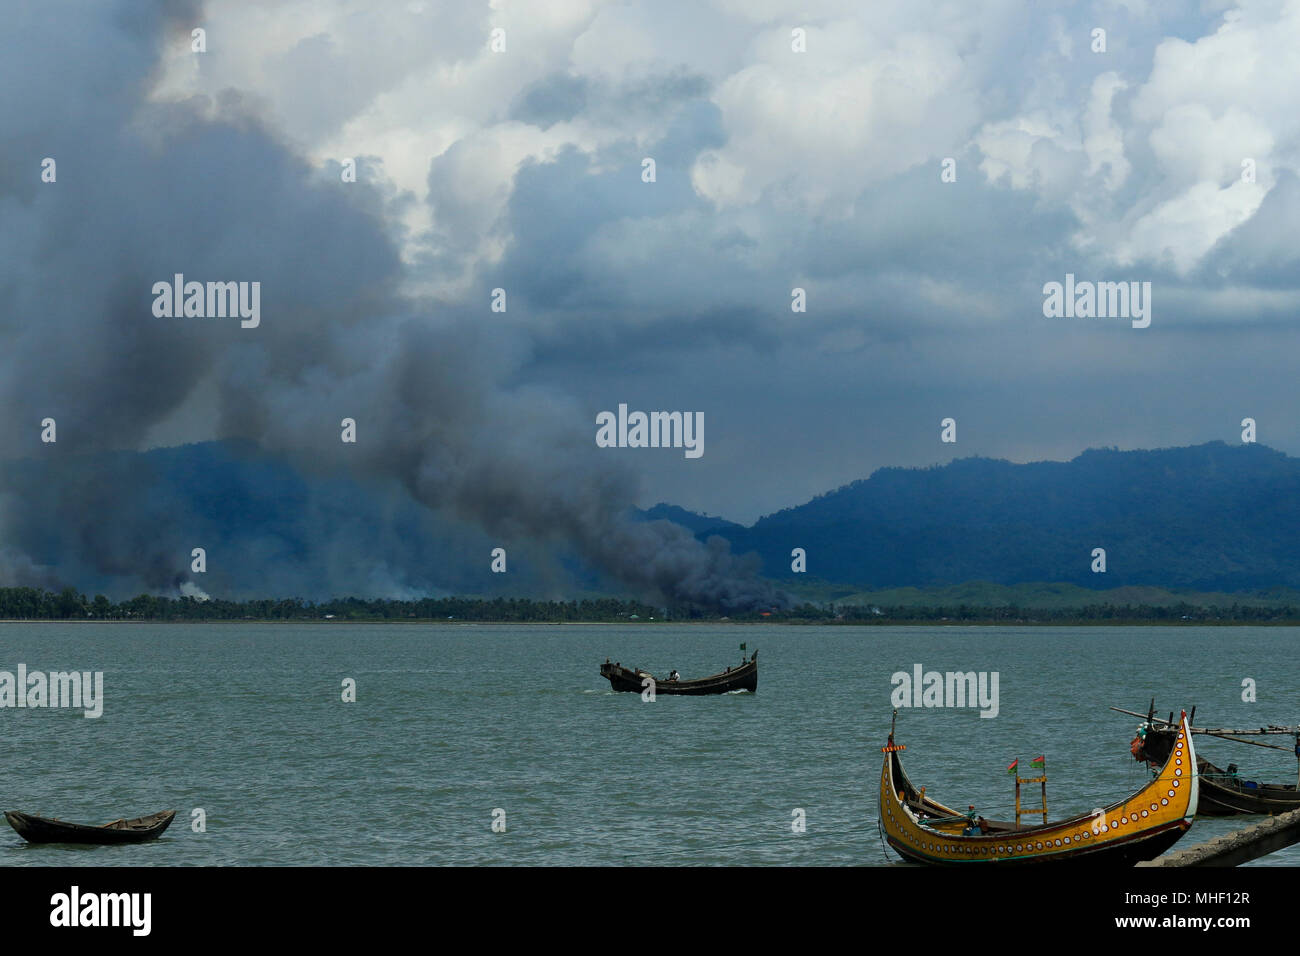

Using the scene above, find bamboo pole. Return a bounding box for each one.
[1110,706,1299,749]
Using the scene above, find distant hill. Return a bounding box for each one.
[6,439,1300,601]
[697,442,1300,592]
[635,503,742,536]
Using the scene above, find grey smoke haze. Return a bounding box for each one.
[0,1,785,610]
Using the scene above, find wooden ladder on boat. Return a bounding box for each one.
[1015,770,1048,825]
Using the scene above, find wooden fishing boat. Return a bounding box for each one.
[4,809,175,844]
[878,711,1197,865]
[599,652,756,695]
[1133,720,1300,817]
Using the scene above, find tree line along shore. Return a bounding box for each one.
[1,586,1299,624]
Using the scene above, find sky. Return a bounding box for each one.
[2,0,1298,599]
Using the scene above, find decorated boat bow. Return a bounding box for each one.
[878,710,1197,865]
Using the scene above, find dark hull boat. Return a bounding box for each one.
[1137,726,1300,816]
[879,712,1197,865]
[5,809,175,844]
[600,652,756,695]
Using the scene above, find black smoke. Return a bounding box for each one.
[0,1,787,613]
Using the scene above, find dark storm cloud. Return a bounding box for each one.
[509,73,589,128]
[481,113,1300,523]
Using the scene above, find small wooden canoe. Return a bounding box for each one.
[4,809,175,844]
[600,652,757,695]
[878,712,1197,865]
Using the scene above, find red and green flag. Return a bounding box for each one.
[1031,755,1045,770]
[1006,758,1018,776]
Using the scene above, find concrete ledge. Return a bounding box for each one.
[1139,806,1300,867]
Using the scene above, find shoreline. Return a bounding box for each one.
[2,618,1298,626]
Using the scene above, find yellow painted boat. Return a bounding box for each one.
[879,711,1198,865]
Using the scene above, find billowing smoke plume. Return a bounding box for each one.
[0,2,787,612]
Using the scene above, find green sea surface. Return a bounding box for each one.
[0,623,1293,866]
